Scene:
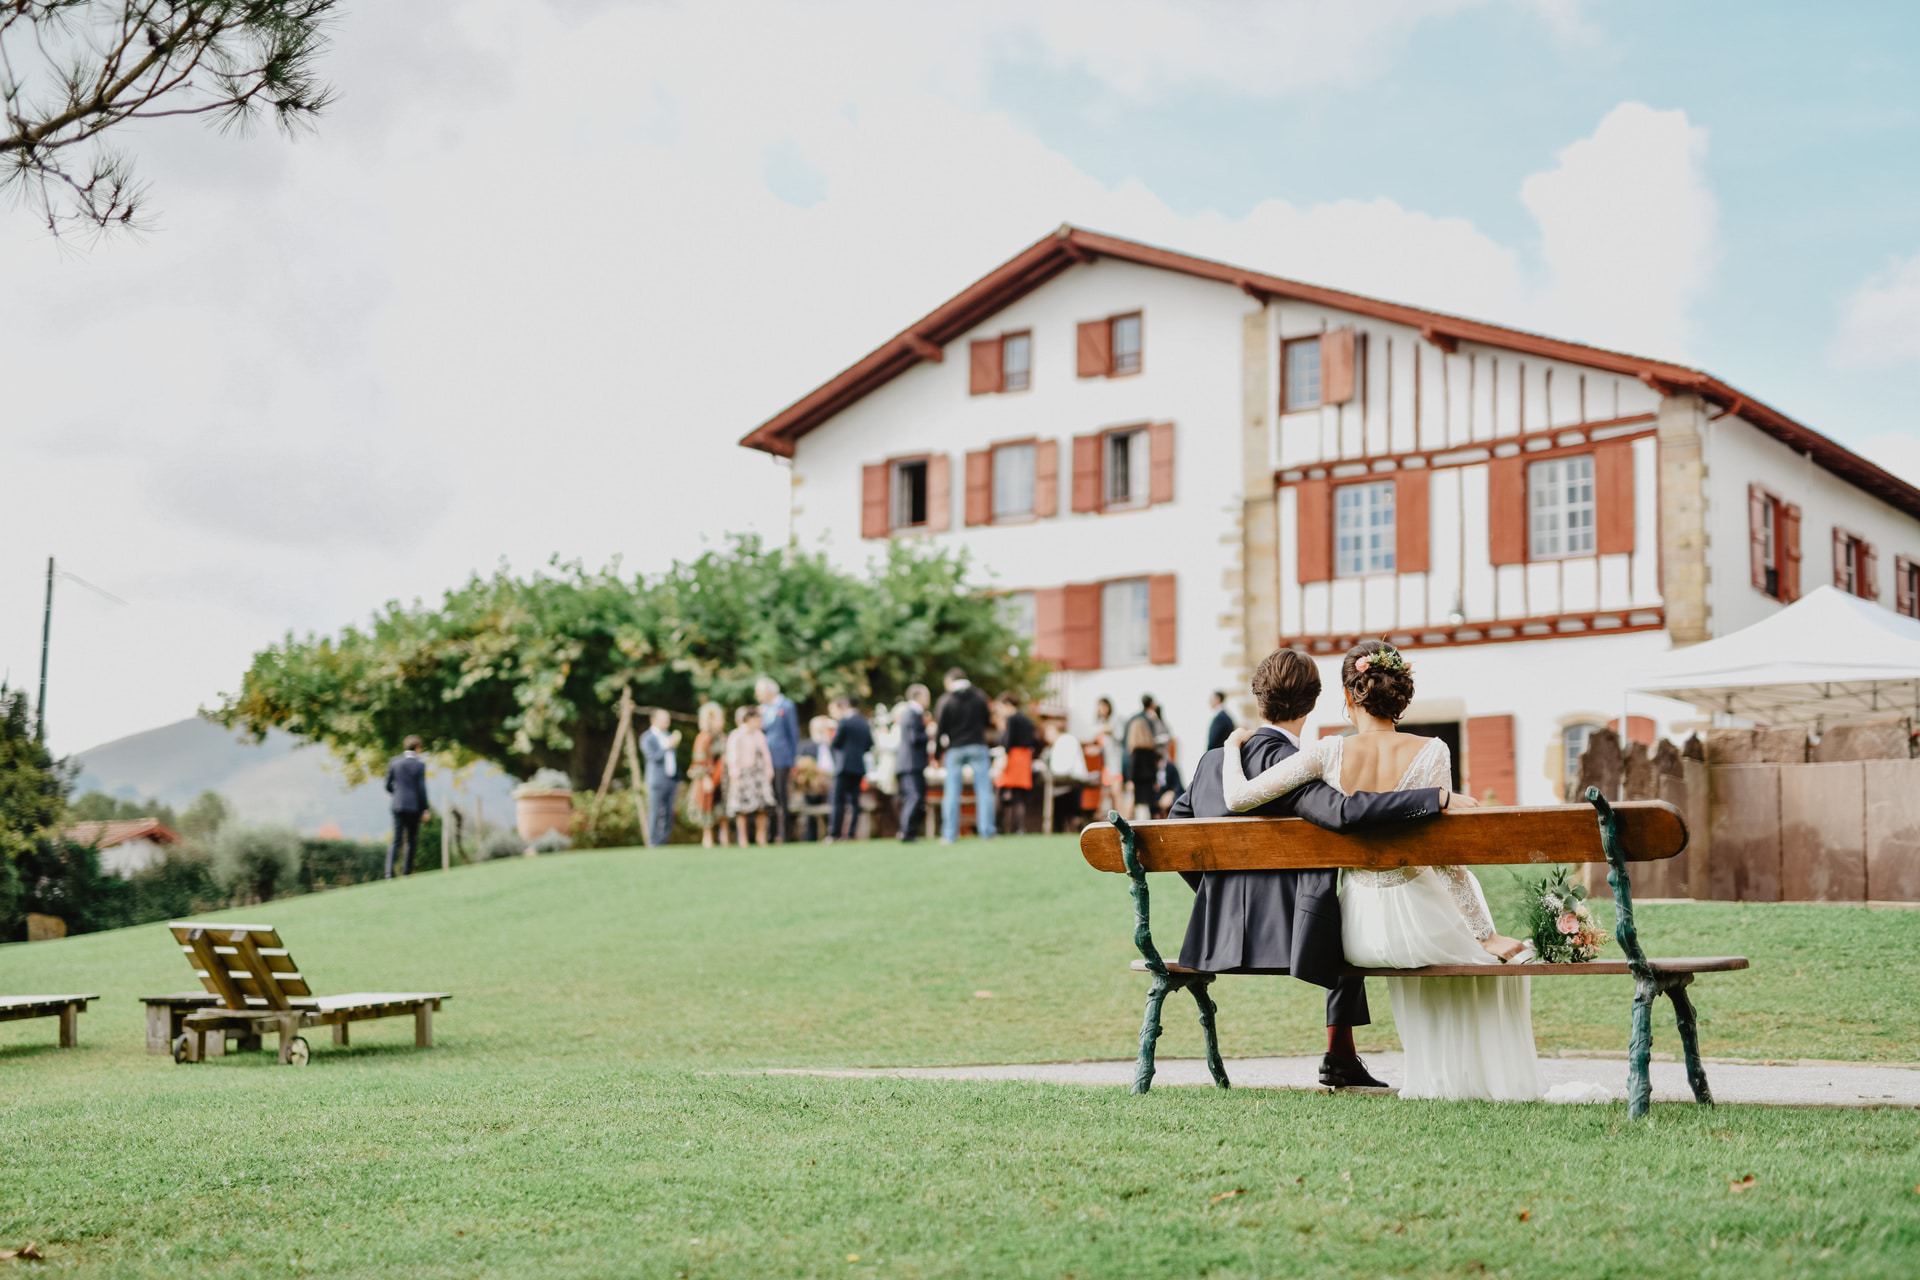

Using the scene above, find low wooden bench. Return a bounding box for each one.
[167,921,450,1067]
[1079,790,1748,1118]
[0,994,98,1049]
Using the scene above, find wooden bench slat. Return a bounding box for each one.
[1080,801,1687,874]
[1130,956,1748,978]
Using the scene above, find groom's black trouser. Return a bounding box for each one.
[1328,975,1370,1028]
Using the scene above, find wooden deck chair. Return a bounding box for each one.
[168,921,449,1066]
[1,994,98,1049]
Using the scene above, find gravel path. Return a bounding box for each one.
[771,1054,1920,1107]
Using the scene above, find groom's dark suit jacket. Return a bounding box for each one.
[1173,726,1442,1026]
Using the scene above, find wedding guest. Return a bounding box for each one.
[1040,714,1091,831]
[687,702,730,848]
[995,692,1038,835]
[639,707,681,847]
[1124,694,1163,820]
[1095,696,1126,818]
[828,696,874,842]
[755,676,801,842]
[725,705,775,847]
[383,734,430,878]
[934,667,996,843]
[1205,690,1235,752]
[894,683,931,843]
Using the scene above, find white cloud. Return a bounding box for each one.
[1830,251,1920,369]
[0,0,1701,756]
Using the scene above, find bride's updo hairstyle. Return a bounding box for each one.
[1342,639,1415,722]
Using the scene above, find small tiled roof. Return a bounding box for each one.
[64,818,182,848]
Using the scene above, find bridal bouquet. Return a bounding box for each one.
[1519,868,1610,963]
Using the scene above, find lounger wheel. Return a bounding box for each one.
[285,1036,310,1067]
[171,1033,190,1064]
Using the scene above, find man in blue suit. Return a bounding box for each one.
[893,684,931,842]
[1205,690,1235,752]
[383,735,430,878]
[639,707,681,847]
[827,697,874,841]
[756,677,801,842]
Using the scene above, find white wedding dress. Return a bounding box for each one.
[1223,733,1542,1101]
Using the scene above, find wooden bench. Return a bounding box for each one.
[167,921,450,1067]
[1079,790,1747,1118]
[0,994,98,1049]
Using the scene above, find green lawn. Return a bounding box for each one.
[4,838,1918,1277]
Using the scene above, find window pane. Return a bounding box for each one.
[1527,455,1595,560]
[1002,334,1031,391]
[992,443,1036,519]
[1105,430,1143,505]
[1562,722,1599,796]
[1110,314,1141,373]
[1101,579,1151,668]
[1334,481,1396,576]
[1000,590,1036,640]
[1284,340,1322,411]
[892,460,927,528]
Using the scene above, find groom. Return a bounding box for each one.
[1170,647,1464,1089]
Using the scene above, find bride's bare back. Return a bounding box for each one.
[1337,730,1435,794]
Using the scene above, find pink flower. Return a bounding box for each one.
[1557,913,1580,935]
[1356,657,1371,672]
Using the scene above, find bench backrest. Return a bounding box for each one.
[169,922,315,1011]
[1079,801,1687,874]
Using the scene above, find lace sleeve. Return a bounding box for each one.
[1436,865,1496,939]
[1221,736,1329,812]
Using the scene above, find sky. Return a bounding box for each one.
[4,0,1918,757]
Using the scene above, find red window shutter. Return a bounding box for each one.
[1322,328,1358,404]
[1148,574,1177,665]
[1594,441,1635,555]
[1781,504,1802,600]
[861,464,889,539]
[1063,582,1102,670]
[1076,320,1111,378]
[1609,715,1656,747]
[926,454,951,532]
[1071,434,1103,513]
[968,339,1003,395]
[1864,543,1880,599]
[1032,588,1069,664]
[1033,440,1060,518]
[1148,422,1175,505]
[1748,485,1768,590]
[1465,713,1517,805]
[964,450,992,526]
[1487,455,1527,566]
[1899,557,1915,618]
[1295,478,1332,583]
[1395,469,1430,574]
[1834,527,1849,590]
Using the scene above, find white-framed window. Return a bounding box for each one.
[1283,337,1322,411]
[1101,579,1151,668]
[1758,496,1778,597]
[1528,454,1596,560]
[890,459,928,529]
[1562,721,1602,798]
[1002,332,1032,392]
[999,590,1036,641]
[1104,429,1147,507]
[992,443,1036,520]
[1110,313,1142,375]
[1335,481,1396,577]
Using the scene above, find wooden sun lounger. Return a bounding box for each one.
[1,995,98,1049]
[167,921,449,1066]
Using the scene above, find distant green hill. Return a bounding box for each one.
[70,716,517,838]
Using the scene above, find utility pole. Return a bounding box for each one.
[37,556,53,742]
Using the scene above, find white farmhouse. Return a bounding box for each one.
[741,226,1920,804]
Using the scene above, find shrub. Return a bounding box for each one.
[298,838,387,891]
[531,829,573,854]
[573,789,645,849]
[127,846,223,920]
[477,826,526,861]
[212,825,303,904]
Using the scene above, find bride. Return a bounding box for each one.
[1220,639,1542,1102]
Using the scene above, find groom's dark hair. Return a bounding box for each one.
[1251,648,1319,723]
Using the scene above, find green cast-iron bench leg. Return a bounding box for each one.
[1588,787,1715,1118]
[1116,813,1231,1095]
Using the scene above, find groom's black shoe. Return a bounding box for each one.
[1318,1053,1391,1091]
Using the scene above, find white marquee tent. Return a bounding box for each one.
[1631,586,1920,727]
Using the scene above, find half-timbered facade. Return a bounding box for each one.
[742,226,1920,803]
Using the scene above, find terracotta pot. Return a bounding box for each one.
[514,788,574,843]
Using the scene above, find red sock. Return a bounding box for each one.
[1327,1025,1355,1058]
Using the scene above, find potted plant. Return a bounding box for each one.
[513,769,575,850]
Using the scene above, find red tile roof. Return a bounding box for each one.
[64,818,182,849]
[740,224,1920,520]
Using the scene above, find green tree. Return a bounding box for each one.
[2,1,339,237]
[0,685,67,935]
[68,790,181,829]
[215,537,1047,788]
[179,790,232,840]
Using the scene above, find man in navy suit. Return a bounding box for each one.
[1172,649,1466,1089]
[1205,690,1235,752]
[893,684,931,843]
[639,707,681,847]
[828,697,874,842]
[383,735,430,878]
